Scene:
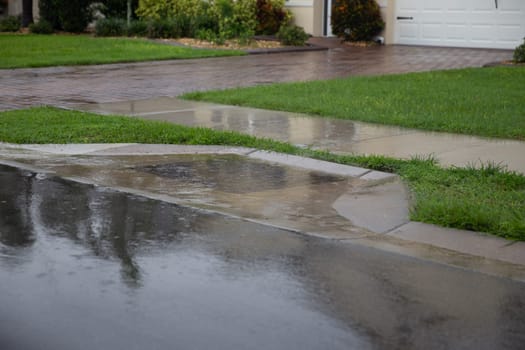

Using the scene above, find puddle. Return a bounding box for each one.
[136,156,345,194]
[1,164,525,350]
[5,154,367,238]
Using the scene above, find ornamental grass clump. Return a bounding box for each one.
[331,0,384,41]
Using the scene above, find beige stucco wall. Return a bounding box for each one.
[288,6,315,35]
[287,0,395,40]
[286,0,326,36]
[7,0,21,16]
[378,0,396,44]
[7,0,39,20]
[312,0,324,36]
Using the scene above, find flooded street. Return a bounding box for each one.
[1,164,525,350]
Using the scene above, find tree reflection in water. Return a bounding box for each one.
[0,165,202,287]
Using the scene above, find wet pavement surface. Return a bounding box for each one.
[1,43,523,349]
[2,142,524,269]
[1,164,525,350]
[0,45,512,111]
[80,97,525,174]
[0,146,405,239]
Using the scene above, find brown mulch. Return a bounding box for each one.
[164,37,284,50]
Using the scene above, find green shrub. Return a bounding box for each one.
[136,0,257,41]
[99,0,139,20]
[277,24,308,46]
[193,6,219,34]
[60,0,94,32]
[137,0,217,38]
[331,0,384,41]
[212,0,256,40]
[196,28,216,42]
[174,13,198,38]
[136,0,170,19]
[137,0,206,20]
[255,0,289,35]
[0,16,21,32]
[127,20,148,36]
[28,20,54,34]
[95,18,127,36]
[146,18,181,38]
[39,0,61,30]
[39,0,94,32]
[514,38,525,63]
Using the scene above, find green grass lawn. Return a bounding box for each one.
[183,66,525,140]
[0,34,244,68]
[1,107,524,240]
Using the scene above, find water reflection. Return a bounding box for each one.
[0,169,36,248]
[1,166,201,286]
[137,156,344,194]
[1,165,525,350]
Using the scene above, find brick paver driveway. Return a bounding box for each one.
[0,45,512,111]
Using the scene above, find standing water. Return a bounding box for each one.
[1,165,524,349]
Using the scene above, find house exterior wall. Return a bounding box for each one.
[7,0,21,16]
[287,1,316,35]
[287,0,389,38]
[380,0,395,44]
[286,0,327,36]
[6,0,39,19]
[312,0,324,35]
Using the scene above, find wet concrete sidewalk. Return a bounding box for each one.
[1,142,524,277]
[79,97,525,174]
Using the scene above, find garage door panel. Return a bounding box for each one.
[498,25,524,43]
[397,22,418,40]
[397,0,418,11]
[471,25,495,43]
[421,23,443,40]
[447,3,467,12]
[472,2,494,12]
[394,0,525,49]
[445,24,468,42]
[500,0,523,11]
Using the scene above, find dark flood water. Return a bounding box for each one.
[1,165,524,350]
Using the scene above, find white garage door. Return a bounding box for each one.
[394,0,525,49]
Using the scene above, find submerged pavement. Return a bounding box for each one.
[1,142,524,275]
[2,164,525,350]
[79,97,525,174]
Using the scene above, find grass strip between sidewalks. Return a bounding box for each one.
[1,107,524,240]
[183,66,525,140]
[0,34,244,69]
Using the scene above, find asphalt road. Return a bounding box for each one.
[1,165,524,350]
